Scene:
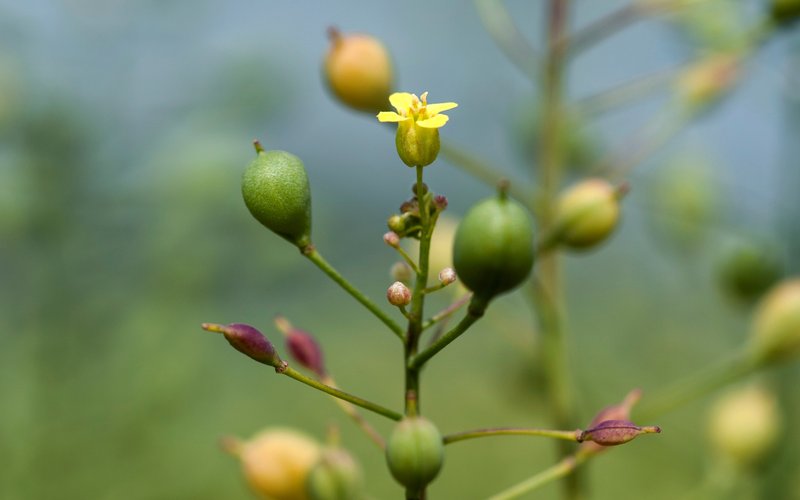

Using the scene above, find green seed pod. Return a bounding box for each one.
[306,448,365,500]
[242,145,312,248]
[553,178,621,250]
[749,279,800,364]
[717,239,783,305]
[452,193,534,301]
[385,417,444,491]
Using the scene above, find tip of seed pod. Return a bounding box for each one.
[496,178,510,199]
[253,139,265,153]
[327,26,341,41]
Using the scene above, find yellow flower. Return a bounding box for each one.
[377,92,457,167]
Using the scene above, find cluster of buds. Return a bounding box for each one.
[387,185,448,239]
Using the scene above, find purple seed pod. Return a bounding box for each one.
[285,328,326,378]
[202,322,286,371]
[578,419,661,447]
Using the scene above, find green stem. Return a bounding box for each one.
[409,296,488,370]
[439,141,534,209]
[633,351,759,422]
[538,2,579,498]
[422,292,473,331]
[322,375,386,449]
[444,427,580,445]
[474,0,540,80]
[404,165,433,418]
[281,366,402,421]
[302,246,404,341]
[489,454,587,500]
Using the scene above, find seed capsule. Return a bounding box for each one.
[385,417,444,491]
[306,448,365,500]
[242,145,312,248]
[452,193,534,301]
[324,29,393,113]
[553,178,621,250]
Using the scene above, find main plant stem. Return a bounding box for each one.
[537,1,579,498]
[404,166,433,500]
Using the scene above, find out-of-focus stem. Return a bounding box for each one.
[439,142,533,208]
[322,375,386,449]
[537,1,579,498]
[489,453,588,500]
[633,351,759,422]
[474,0,540,80]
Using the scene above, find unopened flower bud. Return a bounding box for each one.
[306,447,365,500]
[708,383,781,467]
[438,267,457,286]
[580,389,645,454]
[323,28,393,113]
[553,178,621,250]
[749,279,800,364]
[387,214,406,234]
[387,281,412,307]
[233,428,321,500]
[433,195,448,211]
[275,316,326,378]
[578,419,661,447]
[383,231,400,248]
[390,261,413,283]
[202,322,285,370]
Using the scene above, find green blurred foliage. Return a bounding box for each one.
[0,2,799,500]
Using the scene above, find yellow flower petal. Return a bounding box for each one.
[417,114,449,129]
[426,102,458,115]
[377,111,409,123]
[389,93,414,113]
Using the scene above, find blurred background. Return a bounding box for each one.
[1,0,799,498]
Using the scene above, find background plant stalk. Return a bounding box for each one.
[535,0,580,498]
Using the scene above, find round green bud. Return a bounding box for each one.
[452,193,534,301]
[385,417,444,491]
[306,448,364,500]
[553,179,620,250]
[242,147,312,248]
[717,239,782,304]
[750,279,800,364]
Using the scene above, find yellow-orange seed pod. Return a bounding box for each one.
[324,28,393,113]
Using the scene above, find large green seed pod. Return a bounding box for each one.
[385,417,444,491]
[452,193,534,301]
[242,147,312,248]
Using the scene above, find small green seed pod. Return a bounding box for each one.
[242,145,312,248]
[452,193,534,301]
[385,417,444,491]
[553,178,621,250]
[306,448,365,500]
[717,239,783,304]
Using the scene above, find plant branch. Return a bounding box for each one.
[444,426,580,445]
[281,366,402,421]
[302,246,404,340]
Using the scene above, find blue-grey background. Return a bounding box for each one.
[1,0,799,498]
